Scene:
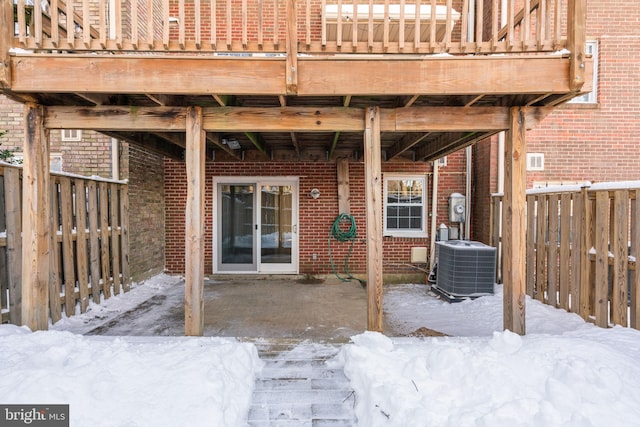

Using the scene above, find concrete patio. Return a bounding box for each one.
[85,275,400,341]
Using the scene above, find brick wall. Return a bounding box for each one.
[164,155,468,277]
[128,144,166,281]
[471,0,640,241]
[525,0,640,186]
[0,95,115,178]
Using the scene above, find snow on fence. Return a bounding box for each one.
[491,182,640,330]
[0,163,130,325]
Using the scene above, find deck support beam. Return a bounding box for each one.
[364,106,383,332]
[185,106,206,336]
[21,104,51,331]
[502,107,527,335]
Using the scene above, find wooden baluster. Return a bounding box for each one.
[195,0,201,49]
[273,0,279,47]
[211,0,217,50]
[414,0,421,50]
[132,0,139,49]
[83,0,91,47]
[367,0,373,50]
[100,0,107,48]
[146,0,154,49]
[179,0,185,49]
[241,0,247,48]
[51,0,60,47]
[351,0,357,50]
[475,0,483,51]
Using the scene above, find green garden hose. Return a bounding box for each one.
[328,213,359,283]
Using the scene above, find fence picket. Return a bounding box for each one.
[570,191,583,313]
[611,190,628,326]
[120,186,131,291]
[75,180,90,313]
[4,168,22,325]
[631,190,640,329]
[594,191,609,328]
[60,178,76,317]
[99,182,112,299]
[88,181,102,304]
[110,183,122,295]
[547,194,559,307]
[49,180,62,323]
[559,193,571,310]
[535,195,547,302]
[526,195,535,295]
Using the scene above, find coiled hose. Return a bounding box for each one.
[328,213,359,283]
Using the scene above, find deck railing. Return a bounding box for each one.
[6,0,577,55]
[491,182,640,330]
[0,163,130,325]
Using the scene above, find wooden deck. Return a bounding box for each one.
[0,0,589,335]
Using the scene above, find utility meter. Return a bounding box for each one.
[449,193,466,223]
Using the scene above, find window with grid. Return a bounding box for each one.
[384,175,427,237]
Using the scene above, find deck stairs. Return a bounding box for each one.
[247,339,357,426]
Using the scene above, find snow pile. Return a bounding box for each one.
[0,325,263,427]
[335,328,640,426]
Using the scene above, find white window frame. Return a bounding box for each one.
[61,129,82,142]
[569,39,598,104]
[383,174,428,238]
[12,153,63,172]
[526,153,545,171]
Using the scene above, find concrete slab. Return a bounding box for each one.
[87,275,396,341]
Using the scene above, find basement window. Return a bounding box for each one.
[61,129,82,142]
[383,175,428,237]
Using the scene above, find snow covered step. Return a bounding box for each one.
[248,340,356,426]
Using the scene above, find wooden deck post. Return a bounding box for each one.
[567,0,586,91]
[21,103,51,331]
[185,106,206,336]
[502,107,527,335]
[285,0,298,94]
[0,0,13,87]
[364,106,383,332]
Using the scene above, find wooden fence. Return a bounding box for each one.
[491,182,640,330]
[8,0,574,55]
[0,163,130,325]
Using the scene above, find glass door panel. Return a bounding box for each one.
[260,185,293,265]
[218,184,256,271]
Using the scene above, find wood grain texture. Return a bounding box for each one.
[502,107,527,335]
[185,106,205,336]
[21,103,50,330]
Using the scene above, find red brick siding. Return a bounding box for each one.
[0,95,115,178]
[128,144,166,281]
[164,156,468,275]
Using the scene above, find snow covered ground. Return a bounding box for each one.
[1,277,640,426]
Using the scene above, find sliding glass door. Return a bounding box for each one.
[215,178,298,273]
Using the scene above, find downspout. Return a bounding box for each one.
[465,146,472,239]
[111,137,119,179]
[429,162,439,269]
[498,132,505,193]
